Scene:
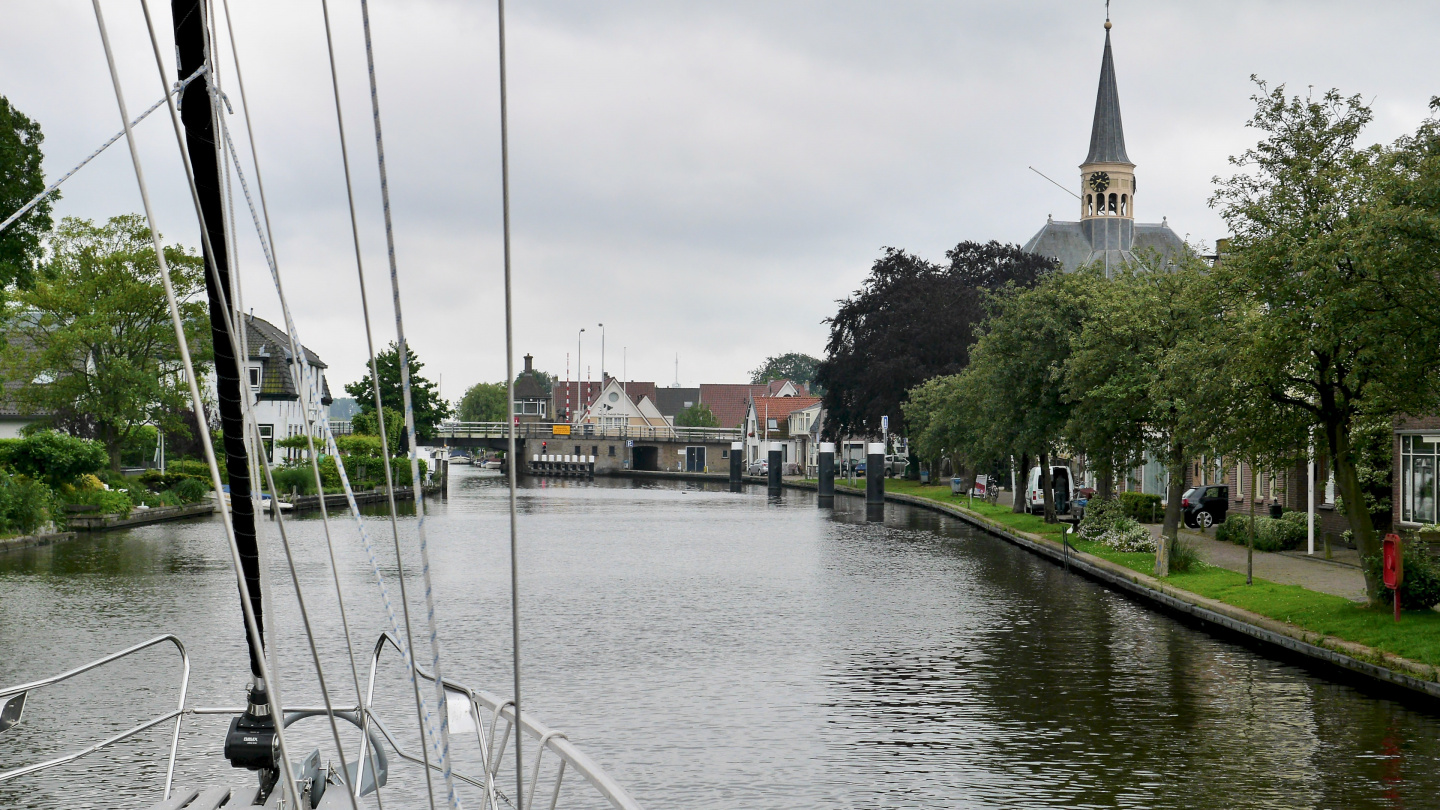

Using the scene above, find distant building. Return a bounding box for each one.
[744,395,822,467]
[512,354,551,423]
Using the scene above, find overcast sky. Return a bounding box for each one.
[2,1,1436,398]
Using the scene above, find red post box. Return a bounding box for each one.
[1383,533,1403,622]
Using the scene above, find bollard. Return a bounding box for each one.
[866,442,885,521]
[818,442,835,508]
[729,441,743,493]
[768,442,783,496]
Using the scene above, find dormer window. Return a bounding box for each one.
[248,367,261,389]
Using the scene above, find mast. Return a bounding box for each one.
[171,0,264,679]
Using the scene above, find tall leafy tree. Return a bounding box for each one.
[2,216,210,470]
[750,353,820,390]
[1211,82,1440,600]
[674,402,719,427]
[345,341,453,440]
[458,382,507,422]
[816,241,1056,439]
[0,95,53,290]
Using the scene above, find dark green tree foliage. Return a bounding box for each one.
[816,241,1056,439]
[2,216,210,470]
[345,341,453,440]
[674,403,719,427]
[1211,81,1440,599]
[0,96,53,289]
[458,382,507,422]
[750,353,820,390]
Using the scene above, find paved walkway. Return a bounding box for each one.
[1146,523,1368,602]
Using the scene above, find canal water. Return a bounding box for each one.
[3,466,1439,809]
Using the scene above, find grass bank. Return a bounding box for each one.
[840,477,1440,669]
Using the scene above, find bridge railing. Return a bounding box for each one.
[435,421,742,444]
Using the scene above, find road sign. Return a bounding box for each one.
[626,440,634,447]
[881,415,889,434]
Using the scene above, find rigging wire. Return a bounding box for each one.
[493,1,528,808]
[85,0,302,802]
[131,2,359,805]
[0,65,207,236]
[353,2,463,807]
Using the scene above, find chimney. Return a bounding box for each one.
[523,353,533,373]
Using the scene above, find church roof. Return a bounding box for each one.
[1084,28,1130,165]
[1022,219,1188,274]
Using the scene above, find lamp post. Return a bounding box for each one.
[577,327,585,419]
[599,322,605,382]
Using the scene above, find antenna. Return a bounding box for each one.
[674,353,679,387]
[1029,166,1081,201]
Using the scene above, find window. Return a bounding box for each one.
[249,367,261,389]
[1402,434,1439,524]
[767,418,778,430]
[721,449,729,459]
[608,445,616,457]
[514,401,547,416]
[258,424,274,461]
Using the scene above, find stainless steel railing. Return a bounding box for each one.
[0,635,190,799]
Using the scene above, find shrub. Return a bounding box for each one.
[6,431,108,488]
[1363,544,1440,610]
[167,459,225,484]
[0,474,54,535]
[155,489,182,507]
[1119,491,1164,523]
[1169,538,1203,573]
[1100,522,1155,552]
[172,477,211,504]
[68,487,134,517]
[268,465,317,497]
[1079,497,1128,540]
[140,470,205,491]
[1215,513,1304,552]
[334,434,383,458]
[1281,510,1309,526]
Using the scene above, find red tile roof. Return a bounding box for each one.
[750,396,822,421]
[699,384,770,428]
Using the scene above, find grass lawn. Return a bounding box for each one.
[828,476,1440,669]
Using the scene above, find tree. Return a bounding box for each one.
[1065,256,1232,574]
[345,341,452,441]
[674,402,719,427]
[816,241,1056,439]
[750,353,820,390]
[0,95,53,290]
[458,382,507,422]
[2,216,210,470]
[1211,81,1440,601]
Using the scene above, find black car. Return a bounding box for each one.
[1182,485,1229,529]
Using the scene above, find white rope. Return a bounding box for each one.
[86,0,303,803]
[0,66,207,236]
[354,3,463,808]
[494,2,528,808]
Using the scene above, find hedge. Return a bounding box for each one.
[1363,543,1440,609]
[1119,491,1163,523]
[1215,513,1305,552]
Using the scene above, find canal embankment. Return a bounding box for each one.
[789,475,1440,708]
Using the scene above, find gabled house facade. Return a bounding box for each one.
[744,395,822,469]
[237,315,333,466]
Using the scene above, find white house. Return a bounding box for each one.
[576,378,670,433]
[234,315,333,466]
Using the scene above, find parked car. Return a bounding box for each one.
[1182,485,1229,528]
[840,458,866,476]
[1024,465,1073,515]
[748,459,769,476]
[881,455,908,477]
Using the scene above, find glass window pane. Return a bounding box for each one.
[1415,455,1436,524]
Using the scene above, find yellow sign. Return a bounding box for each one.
[551,424,571,436]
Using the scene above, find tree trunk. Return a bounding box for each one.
[1013,451,1030,514]
[1157,441,1185,578]
[1039,451,1056,524]
[1327,418,1381,601]
[1247,464,1257,586]
[1098,464,1114,502]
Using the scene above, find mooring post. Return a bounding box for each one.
[729,441,743,493]
[866,441,885,521]
[768,442,783,496]
[818,442,835,508]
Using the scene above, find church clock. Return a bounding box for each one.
[1087,171,1110,193]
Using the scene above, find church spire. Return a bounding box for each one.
[1084,19,1130,165]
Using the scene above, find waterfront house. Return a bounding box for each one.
[744,395,822,470]
[234,314,333,466]
[512,354,552,423]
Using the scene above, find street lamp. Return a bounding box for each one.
[598,323,605,382]
[577,327,585,419]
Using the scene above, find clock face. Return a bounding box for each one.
[1088,171,1111,193]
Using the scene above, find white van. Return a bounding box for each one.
[1025,466,1073,515]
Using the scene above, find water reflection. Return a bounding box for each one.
[1,470,1438,809]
